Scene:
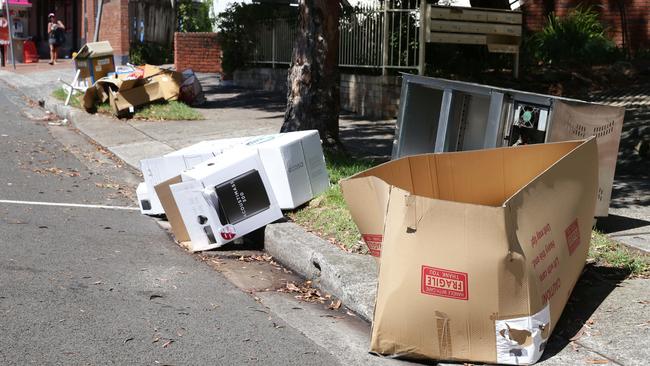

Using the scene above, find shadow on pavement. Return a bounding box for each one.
[540,265,630,361]
[596,214,650,234]
[196,85,286,113]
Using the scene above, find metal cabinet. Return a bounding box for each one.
[392,74,625,216]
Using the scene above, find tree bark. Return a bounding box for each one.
[282,0,340,145]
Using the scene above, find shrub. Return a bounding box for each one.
[216,3,294,76]
[177,0,214,33]
[129,42,173,65]
[531,6,617,65]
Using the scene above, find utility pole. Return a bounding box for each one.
[93,0,103,42]
[4,0,15,69]
[83,0,87,43]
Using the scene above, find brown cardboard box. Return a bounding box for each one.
[341,138,599,364]
[154,176,191,246]
[73,41,115,85]
[109,81,165,116]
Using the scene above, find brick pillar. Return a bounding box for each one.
[84,0,130,64]
[174,32,222,73]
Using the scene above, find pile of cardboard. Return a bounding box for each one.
[82,64,184,117]
[136,130,329,252]
[341,138,600,365]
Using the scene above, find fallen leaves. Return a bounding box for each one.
[279,281,343,310]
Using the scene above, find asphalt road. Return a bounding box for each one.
[0,84,339,365]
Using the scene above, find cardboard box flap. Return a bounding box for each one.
[342,140,586,257]
[504,137,598,330]
[73,41,114,59]
[154,176,190,243]
[347,140,583,207]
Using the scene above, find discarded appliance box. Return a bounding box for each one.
[140,131,329,214]
[73,41,115,87]
[341,138,598,364]
[240,130,329,209]
[139,137,250,215]
[170,150,283,251]
[136,182,163,215]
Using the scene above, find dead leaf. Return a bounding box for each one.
[149,294,163,300]
[285,283,301,293]
[570,326,587,341]
[162,339,174,348]
[585,359,609,364]
[152,337,160,343]
[328,299,342,310]
[92,281,102,285]
[123,337,134,344]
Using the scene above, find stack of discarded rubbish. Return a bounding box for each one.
[73,41,205,117]
[136,130,329,252]
[82,64,205,117]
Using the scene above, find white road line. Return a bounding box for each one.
[0,199,139,211]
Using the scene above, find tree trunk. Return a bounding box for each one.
[282,0,340,145]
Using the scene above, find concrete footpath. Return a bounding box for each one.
[1,62,649,365]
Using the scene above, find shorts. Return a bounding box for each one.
[49,38,58,46]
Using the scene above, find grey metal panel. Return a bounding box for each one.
[392,81,445,158]
[434,89,453,152]
[460,94,491,150]
[483,92,505,148]
[401,73,564,106]
[392,77,411,158]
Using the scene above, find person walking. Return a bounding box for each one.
[47,13,64,65]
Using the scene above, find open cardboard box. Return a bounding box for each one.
[341,138,599,364]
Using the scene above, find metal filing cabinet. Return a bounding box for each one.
[392,74,625,216]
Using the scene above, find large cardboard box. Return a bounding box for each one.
[341,139,598,364]
[239,130,329,209]
[170,150,283,252]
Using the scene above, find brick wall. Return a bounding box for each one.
[232,68,401,120]
[522,0,650,51]
[174,33,223,73]
[84,0,130,63]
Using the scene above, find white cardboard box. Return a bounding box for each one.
[140,131,329,216]
[249,130,329,209]
[170,150,282,251]
[136,182,164,215]
[183,131,329,209]
[139,137,248,215]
